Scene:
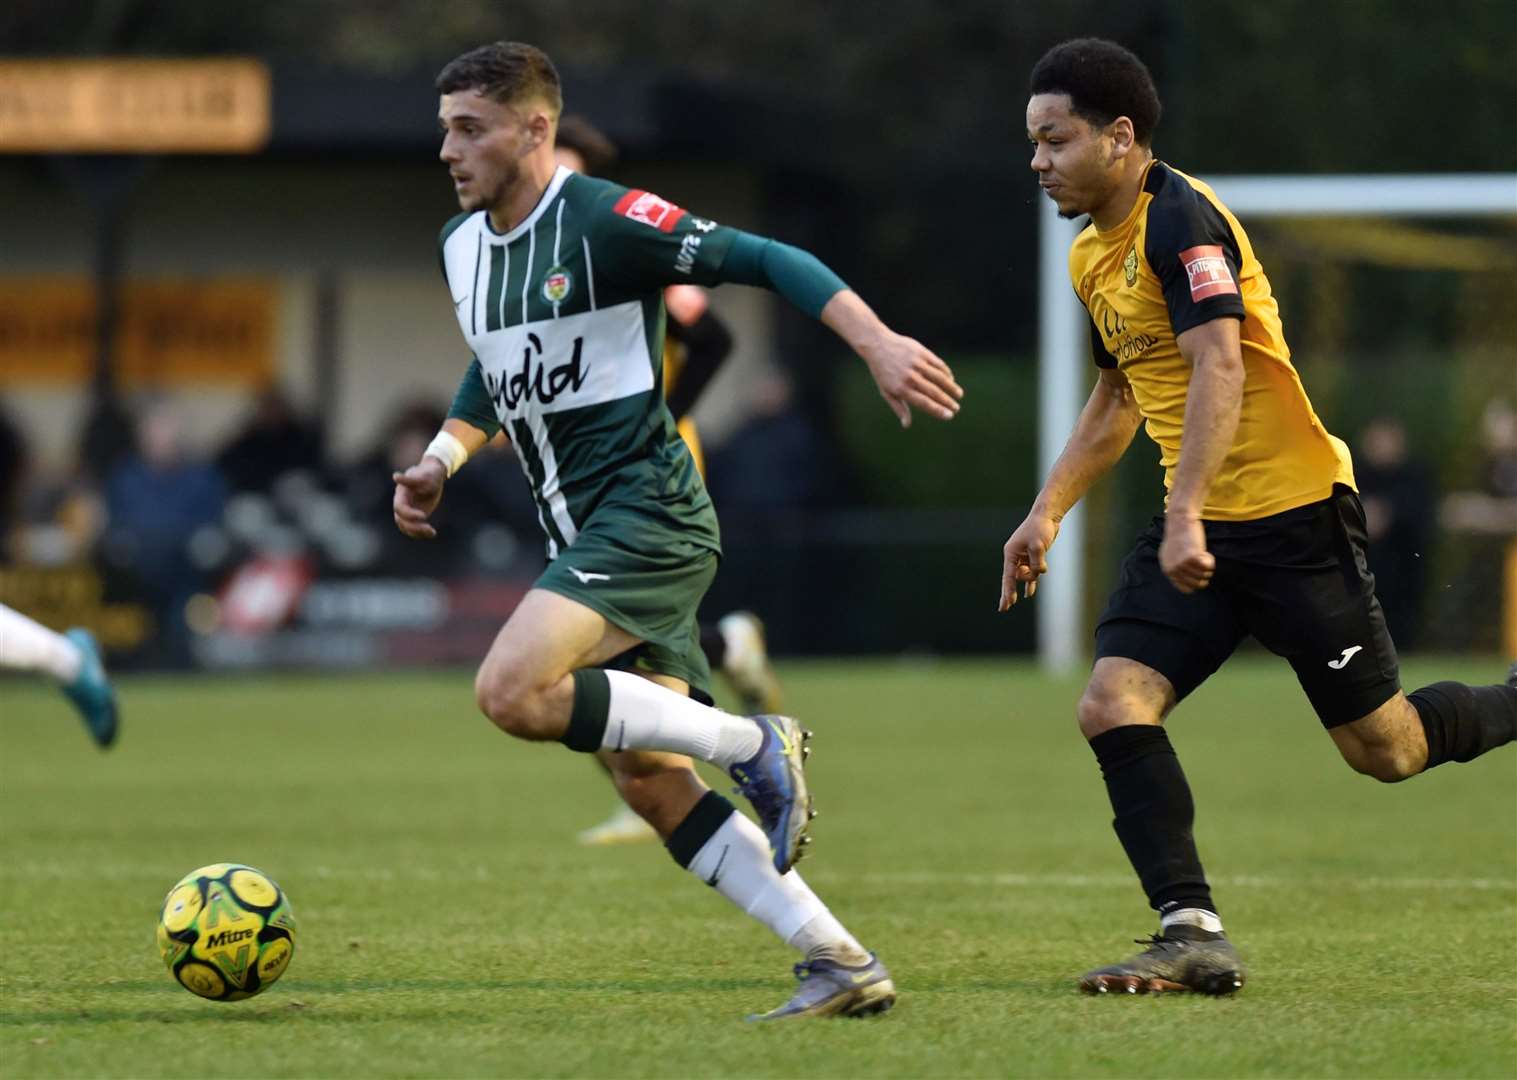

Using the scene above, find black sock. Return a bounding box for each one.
[699,623,727,671]
[664,790,736,869]
[560,668,610,752]
[1408,681,1517,769]
[1089,725,1216,918]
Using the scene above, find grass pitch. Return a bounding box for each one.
[2,656,1514,1078]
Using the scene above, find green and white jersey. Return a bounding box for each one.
[439,167,737,560]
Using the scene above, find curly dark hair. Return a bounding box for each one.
[435,41,562,115]
[555,114,619,175]
[1030,38,1161,146]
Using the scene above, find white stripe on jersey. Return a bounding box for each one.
[521,412,579,554]
[496,242,510,332]
[582,236,597,311]
[521,220,535,325]
[513,449,559,561]
[552,200,566,319]
[470,233,482,335]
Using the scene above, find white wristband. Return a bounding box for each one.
[423,431,469,478]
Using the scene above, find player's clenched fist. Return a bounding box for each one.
[392,457,447,540]
[1159,514,1214,593]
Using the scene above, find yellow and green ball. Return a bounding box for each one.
[156,863,296,1001]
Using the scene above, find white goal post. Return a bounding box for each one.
[1036,173,1517,673]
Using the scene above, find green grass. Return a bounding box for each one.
[2,657,1514,1078]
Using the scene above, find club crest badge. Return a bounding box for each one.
[541,266,573,304]
[1123,246,1138,287]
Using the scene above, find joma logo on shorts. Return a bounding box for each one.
[1327,645,1363,670]
[205,929,255,948]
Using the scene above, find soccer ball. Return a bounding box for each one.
[156,863,297,1001]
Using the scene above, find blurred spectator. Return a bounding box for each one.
[1437,399,1517,538]
[555,114,620,175]
[217,385,325,494]
[1355,416,1434,650]
[0,402,22,554]
[104,399,227,666]
[0,403,102,567]
[1477,398,1517,499]
[707,371,834,510]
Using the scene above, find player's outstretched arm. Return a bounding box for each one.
[999,367,1140,610]
[704,231,961,426]
[392,418,491,540]
[820,290,962,428]
[597,189,961,423]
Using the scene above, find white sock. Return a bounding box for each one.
[0,604,82,683]
[685,809,868,964]
[1161,907,1225,934]
[602,670,761,767]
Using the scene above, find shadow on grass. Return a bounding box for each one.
[3,974,791,1026]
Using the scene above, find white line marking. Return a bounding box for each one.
[6,863,1512,891]
[840,871,1517,892]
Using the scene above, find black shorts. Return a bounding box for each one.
[1093,486,1400,727]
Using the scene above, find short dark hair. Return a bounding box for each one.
[435,41,562,115]
[555,114,619,175]
[1029,38,1161,146]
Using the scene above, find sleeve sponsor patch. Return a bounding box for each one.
[613,189,687,233]
[1178,245,1238,301]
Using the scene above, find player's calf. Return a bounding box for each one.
[1332,683,1516,781]
[605,750,707,838]
[1331,700,1426,782]
[1338,739,1423,783]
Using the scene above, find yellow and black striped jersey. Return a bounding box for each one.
[1070,160,1355,521]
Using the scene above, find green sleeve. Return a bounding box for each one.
[716,231,848,319]
[590,184,740,288]
[447,358,502,438]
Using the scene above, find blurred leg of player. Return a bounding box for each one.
[0,603,118,747]
[579,611,782,847]
[708,612,784,714]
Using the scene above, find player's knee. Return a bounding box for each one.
[1340,740,1421,783]
[474,668,550,740]
[1077,685,1148,739]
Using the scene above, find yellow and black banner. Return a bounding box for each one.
[0,59,271,154]
[0,277,276,386]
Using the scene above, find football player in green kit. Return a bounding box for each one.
[392,41,961,1020]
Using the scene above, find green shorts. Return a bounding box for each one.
[534,523,719,700]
